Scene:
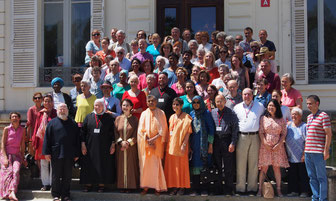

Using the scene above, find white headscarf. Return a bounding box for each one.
[93,98,106,115]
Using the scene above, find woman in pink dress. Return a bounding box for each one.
[0,112,26,201]
[257,99,289,197]
[122,75,148,119]
[171,67,188,97]
[138,60,158,90]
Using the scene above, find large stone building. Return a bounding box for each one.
[0,0,335,112]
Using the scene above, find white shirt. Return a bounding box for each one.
[52,92,65,109]
[198,42,212,52]
[233,100,265,132]
[211,77,226,89]
[83,67,106,81]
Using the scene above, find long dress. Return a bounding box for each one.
[138,108,168,191]
[80,113,115,184]
[0,124,24,198]
[164,112,192,188]
[114,115,139,189]
[258,116,289,168]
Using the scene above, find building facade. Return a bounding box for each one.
[0,0,335,112]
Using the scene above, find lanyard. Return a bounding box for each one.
[229,98,235,105]
[217,111,225,126]
[95,114,101,128]
[244,102,254,118]
[158,87,165,98]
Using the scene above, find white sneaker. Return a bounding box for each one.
[300,192,308,198]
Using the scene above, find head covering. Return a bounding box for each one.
[51,77,64,88]
[93,98,106,115]
[256,46,269,57]
[100,80,113,88]
[120,69,128,77]
[192,96,206,116]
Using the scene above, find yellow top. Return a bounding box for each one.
[75,94,96,123]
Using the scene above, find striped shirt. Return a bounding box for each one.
[305,111,331,154]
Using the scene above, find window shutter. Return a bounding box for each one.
[291,0,308,84]
[91,0,104,37]
[11,0,37,87]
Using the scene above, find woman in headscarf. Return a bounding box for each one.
[32,94,57,191]
[164,97,192,195]
[189,96,215,196]
[137,95,168,195]
[0,112,25,201]
[114,99,139,192]
[80,99,115,193]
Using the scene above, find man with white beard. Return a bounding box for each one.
[43,103,80,201]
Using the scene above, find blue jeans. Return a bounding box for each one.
[305,153,328,201]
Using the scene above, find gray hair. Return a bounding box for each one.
[291,107,303,116]
[188,39,199,48]
[81,80,91,88]
[128,75,139,84]
[110,59,120,66]
[146,73,156,80]
[196,48,206,55]
[282,73,295,85]
[225,35,235,44]
[216,31,227,40]
[155,56,166,64]
[147,95,157,101]
[57,103,68,110]
[116,30,125,36]
[115,46,125,53]
[130,39,138,46]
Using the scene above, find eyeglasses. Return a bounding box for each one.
[117,52,123,55]
[92,33,100,37]
[33,97,42,100]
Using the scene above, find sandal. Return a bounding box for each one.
[141,188,148,195]
[53,197,60,201]
[169,188,177,196]
[155,190,160,196]
[63,196,72,201]
[82,185,91,192]
[98,185,105,193]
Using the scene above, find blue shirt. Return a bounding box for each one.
[286,122,306,163]
[117,58,131,71]
[104,72,120,86]
[146,44,161,65]
[102,96,121,118]
[85,40,101,64]
[70,87,82,108]
[254,91,271,108]
[89,78,104,99]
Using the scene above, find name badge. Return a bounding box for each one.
[216,127,222,131]
[94,128,100,133]
[158,98,164,103]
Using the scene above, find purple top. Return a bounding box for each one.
[5,124,23,154]
[131,52,153,63]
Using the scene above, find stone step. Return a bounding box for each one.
[17,190,310,201]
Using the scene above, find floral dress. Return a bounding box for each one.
[258,116,289,168]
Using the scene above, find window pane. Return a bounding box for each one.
[324,0,336,62]
[71,1,90,67]
[307,0,318,63]
[164,8,176,36]
[191,7,216,42]
[44,2,63,67]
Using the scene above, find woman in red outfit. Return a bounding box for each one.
[122,75,147,119]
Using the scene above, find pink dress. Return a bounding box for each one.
[258,116,289,168]
[171,83,185,97]
[281,88,302,107]
[138,73,158,90]
[0,124,24,198]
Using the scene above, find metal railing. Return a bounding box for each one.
[309,63,336,84]
[39,67,87,87]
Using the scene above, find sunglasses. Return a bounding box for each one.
[73,78,81,82]
[117,52,123,55]
[33,97,42,100]
[92,33,100,36]
[235,38,242,41]
[192,101,200,104]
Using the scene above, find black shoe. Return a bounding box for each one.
[247,191,256,196]
[235,191,245,196]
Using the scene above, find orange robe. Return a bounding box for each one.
[137,108,168,191]
[164,112,192,188]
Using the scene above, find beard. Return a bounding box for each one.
[57,111,68,120]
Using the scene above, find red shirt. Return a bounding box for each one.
[95,50,116,64]
[122,90,147,119]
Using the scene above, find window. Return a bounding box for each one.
[157,0,223,38]
[307,0,336,83]
[43,0,90,67]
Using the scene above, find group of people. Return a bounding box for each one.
[0,26,332,201]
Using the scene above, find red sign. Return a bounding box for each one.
[261,0,270,7]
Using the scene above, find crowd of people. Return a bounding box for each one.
[0,26,333,201]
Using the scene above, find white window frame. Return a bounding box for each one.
[42,0,91,67]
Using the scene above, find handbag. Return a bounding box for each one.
[262,172,274,199]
